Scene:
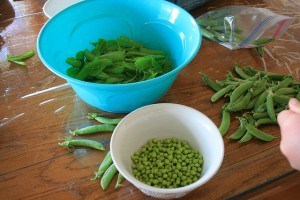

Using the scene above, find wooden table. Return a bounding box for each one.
[0,0,299,199]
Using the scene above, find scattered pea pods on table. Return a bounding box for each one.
[200,64,300,143]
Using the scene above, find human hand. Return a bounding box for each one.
[277,98,300,170]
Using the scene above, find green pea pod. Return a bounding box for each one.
[274,87,297,95]
[254,91,268,112]
[245,123,276,142]
[219,108,231,136]
[256,46,264,57]
[70,124,116,136]
[230,81,254,104]
[233,64,251,79]
[238,131,253,143]
[266,91,277,122]
[228,118,247,140]
[199,72,221,92]
[101,163,118,190]
[58,138,105,150]
[253,112,269,120]
[273,94,291,105]
[228,91,252,112]
[6,49,35,61]
[211,85,235,102]
[252,76,268,97]
[255,117,278,127]
[200,28,217,41]
[115,172,125,189]
[92,151,113,180]
[277,76,293,89]
[244,95,259,110]
[66,57,83,68]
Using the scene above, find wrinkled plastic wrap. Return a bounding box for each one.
[197,6,295,50]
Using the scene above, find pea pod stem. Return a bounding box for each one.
[115,172,125,189]
[70,124,116,136]
[59,138,105,150]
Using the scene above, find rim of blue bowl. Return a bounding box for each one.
[37,0,202,88]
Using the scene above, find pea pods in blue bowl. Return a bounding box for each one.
[37,0,202,113]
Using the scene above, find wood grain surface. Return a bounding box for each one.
[0,0,299,199]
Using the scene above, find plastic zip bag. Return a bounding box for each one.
[197,6,295,50]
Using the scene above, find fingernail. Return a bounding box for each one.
[289,98,299,106]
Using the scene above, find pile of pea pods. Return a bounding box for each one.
[201,64,300,143]
[58,113,125,190]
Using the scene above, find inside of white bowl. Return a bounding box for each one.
[111,103,224,196]
[38,0,201,81]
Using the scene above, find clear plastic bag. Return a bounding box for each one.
[197,6,295,50]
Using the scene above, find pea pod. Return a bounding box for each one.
[233,64,251,79]
[200,72,221,92]
[253,112,269,120]
[255,117,278,127]
[239,131,253,143]
[228,118,247,140]
[251,38,275,46]
[218,108,231,136]
[245,123,276,142]
[101,163,118,190]
[244,95,259,110]
[92,151,113,180]
[211,84,235,102]
[252,76,268,97]
[274,87,297,95]
[87,113,122,125]
[254,91,268,112]
[115,172,125,189]
[276,76,293,89]
[266,91,277,122]
[273,94,291,105]
[70,124,116,136]
[230,81,254,104]
[228,91,252,112]
[58,138,105,150]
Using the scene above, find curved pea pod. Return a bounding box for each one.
[253,112,269,120]
[245,123,276,142]
[228,118,247,140]
[199,72,221,92]
[230,81,254,104]
[273,94,291,105]
[277,76,293,89]
[274,87,297,95]
[254,91,268,112]
[92,151,113,180]
[255,117,278,127]
[58,138,105,150]
[115,172,125,189]
[252,76,268,97]
[87,113,123,125]
[266,91,277,123]
[70,124,116,136]
[238,131,253,143]
[244,95,259,110]
[218,108,231,136]
[101,163,118,190]
[228,91,252,112]
[233,64,251,79]
[211,84,235,102]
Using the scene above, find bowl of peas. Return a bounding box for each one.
[110,103,224,199]
[37,0,201,113]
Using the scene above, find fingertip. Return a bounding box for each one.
[289,98,300,114]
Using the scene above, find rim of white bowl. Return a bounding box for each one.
[110,103,224,194]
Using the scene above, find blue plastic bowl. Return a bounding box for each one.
[37,0,202,113]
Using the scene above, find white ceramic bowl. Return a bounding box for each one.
[110,103,224,199]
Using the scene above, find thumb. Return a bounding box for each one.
[288,98,300,114]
